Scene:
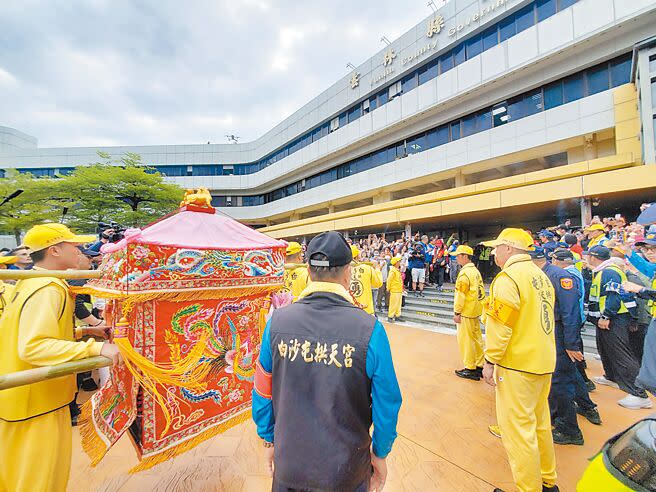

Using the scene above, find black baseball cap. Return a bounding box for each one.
[528,246,546,259]
[306,232,352,267]
[552,249,574,261]
[587,245,610,260]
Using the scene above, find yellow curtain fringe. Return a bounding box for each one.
[129,409,252,473]
[115,333,212,437]
[70,284,282,303]
[78,400,111,466]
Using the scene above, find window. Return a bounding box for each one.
[369,94,378,111]
[402,73,417,93]
[499,15,516,42]
[338,112,347,128]
[407,134,425,154]
[462,113,477,137]
[563,73,584,102]
[453,43,466,66]
[651,78,656,111]
[388,81,402,100]
[507,92,541,122]
[492,102,509,126]
[419,59,438,85]
[330,116,339,132]
[440,51,454,73]
[378,88,389,105]
[223,165,234,176]
[311,127,321,142]
[537,0,557,21]
[482,26,499,51]
[348,105,361,123]
[610,55,631,87]
[466,35,483,59]
[515,4,536,33]
[586,64,609,95]
[362,99,370,114]
[193,164,222,176]
[558,0,577,9]
[544,80,564,109]
[450,121,461,141]
[651,55,656,74]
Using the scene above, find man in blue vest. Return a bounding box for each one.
[252,231,403,491]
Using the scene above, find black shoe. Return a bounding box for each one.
[543,486,560,492]
[493,488,505,492]
[576,405,602,425]
[585,379,596,392]
[552,428,584,446]
[455,368,481,381]
[475,366,484,376]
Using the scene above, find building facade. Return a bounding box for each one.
[1,0,656,241]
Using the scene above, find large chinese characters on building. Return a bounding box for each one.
[77,198,285,471]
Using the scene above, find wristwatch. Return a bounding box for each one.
[263,441,274,448]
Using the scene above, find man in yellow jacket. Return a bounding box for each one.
[284,241,309,301]
[452,245,486,381]
[0,224,121,492]
[350,245,383,315]
[386,256,403,322]
[481,228,558,492]
[0,254,18,319]
[584,223,609,249]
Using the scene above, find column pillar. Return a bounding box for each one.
[328,203,335,214]
[372,192,392,205]
[454,170,466,187]
[580,198,592,227]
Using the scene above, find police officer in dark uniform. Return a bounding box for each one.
[252,231,403,492]
[530,247,586,445]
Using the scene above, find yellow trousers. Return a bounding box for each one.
[496,367,556,492]
[388,292,402,318]
[0,406,72,492]
[456,316,484,370]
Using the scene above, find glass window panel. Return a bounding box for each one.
[558,0,577,9]
[650,56,656,74]
[408,134,425,154]
[402,73,417,93]
[499,15,516,42]
[477,109,492,133]
[419,59,438,85]
[482,26,499,51]
[462,114,477,137]
[440,51,454,73]
[493,102,509,126]
[370,94,378,111]
[436,125,449,145]
[339,112,347,128]
[387,146,398,161]
[378,88,389,105]
[348,105,361,123]
[610,55,631,87]
[652,80,656,111]
[507,95,525,122]
[586,64,609,95]
[526,90,543,116]
[372,149,386,166]
[396,142,405,157]
[563,73,584,102]
[515,5,535,33]
[425,129,438,148]
[543,81,563,109]
[453,43,466,66]
[450,121,461,141]
[466,35,483,59]
[537,0,557,21]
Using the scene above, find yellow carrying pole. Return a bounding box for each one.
[0,356,112,391]
[0,269,102,280]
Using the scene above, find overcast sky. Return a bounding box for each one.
[0,1,437,148]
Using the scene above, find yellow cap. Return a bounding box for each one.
[454,245,474,256]
[0,255,17,265]
[350,245,360,260]
[286,241,302,256]
[22,223,97,252]
[390,256,402,265]
[585,223,605,232]
[482,228,534,251]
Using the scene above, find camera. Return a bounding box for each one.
[97,221,126,243]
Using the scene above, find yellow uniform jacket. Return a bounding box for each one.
[0,276,103,421]
[0,281,14,320]
[284,265,309,301]
[454,263,485,318]
[386,267,403,294]
[484,254,556,375]
[350,263,383,315]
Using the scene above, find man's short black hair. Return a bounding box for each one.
[563,233,577,246]
[30,249,47,264]
[308,253,349,282]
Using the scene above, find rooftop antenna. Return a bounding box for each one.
[380,36,392,46]
[225,134,240,144]
[346,62,357,71]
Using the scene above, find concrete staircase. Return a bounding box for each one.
[381,283,599,355]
